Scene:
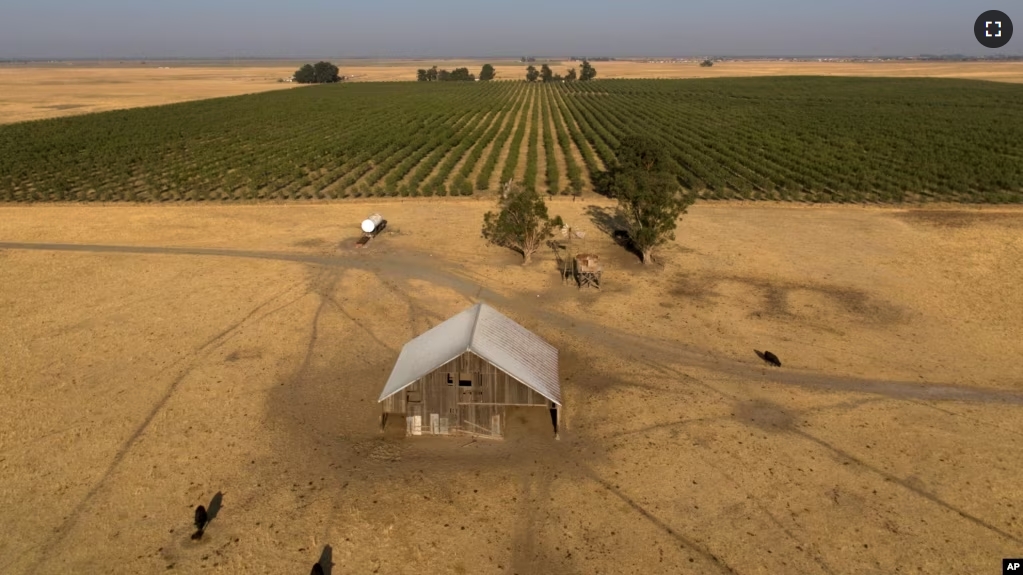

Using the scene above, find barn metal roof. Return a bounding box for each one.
[378,302,561,405]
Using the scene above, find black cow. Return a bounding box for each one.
[755,350,782,367]
[191,505,208,540]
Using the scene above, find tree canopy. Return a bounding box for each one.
[482,182,563,264]
[565,68,577,81]
[479,64,496,81]
[293,64,315,84]
[579,59,597,81]
[615,134,674,173]
[448,67,475,81]
[293,61,341,84]
[417,66,474,82]
[700,59,714,67]
[525,65,540,82]
[601,135,694,264]
[540,64,554,83]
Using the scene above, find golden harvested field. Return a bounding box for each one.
[4,60,1023,124]
[0,65,299,124]
[1,199,1022,574]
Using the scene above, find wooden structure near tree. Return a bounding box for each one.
[574,253,603,289]
[551,226,601,289]
[378,302,562,439]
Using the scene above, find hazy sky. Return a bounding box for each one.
[0,0,1018,59]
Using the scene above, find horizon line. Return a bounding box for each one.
[2,54,1021,62]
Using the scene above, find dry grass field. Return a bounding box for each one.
[1,199,1022,574]
[0,65,299,124]
[3,59,1023,124]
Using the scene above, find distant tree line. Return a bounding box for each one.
[700,59,714,67]
[569,57,615,62]
[525,59,595,83]
[418,65,495,82]
[293,61,342,84]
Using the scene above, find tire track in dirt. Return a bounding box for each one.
[576,461,742,574]
[324,295,398,355]
[682,444,840,575]
[4,241,1021,407]
[643,359,1023,547]
[16,278,309,574]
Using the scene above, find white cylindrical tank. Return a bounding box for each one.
[361,213,383,234]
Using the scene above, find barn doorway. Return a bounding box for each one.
[503,406,554,441]
[381,413,406,439]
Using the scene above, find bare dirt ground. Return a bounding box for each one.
[4,60,1023,124]
[1,199,1022,575]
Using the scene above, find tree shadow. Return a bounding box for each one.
[670,272,908,328]
[583,204,627,236]
[583,205,643,261]
[547,240,576,284]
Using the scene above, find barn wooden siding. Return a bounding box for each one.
[382,350,549,437]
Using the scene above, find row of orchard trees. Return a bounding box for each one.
[526,60,596,83]
[10,77,1023,205]
[417,65,496,82]
[414,61,597,83]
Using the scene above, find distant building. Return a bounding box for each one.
[378,302,561,439]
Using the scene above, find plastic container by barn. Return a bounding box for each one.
[361,213,383,234]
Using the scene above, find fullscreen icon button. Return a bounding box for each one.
[975,11,1013,48]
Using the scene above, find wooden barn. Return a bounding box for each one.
[378,302,561,439]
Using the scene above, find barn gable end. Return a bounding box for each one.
[378,302,561,438]
[378,302,560,405]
